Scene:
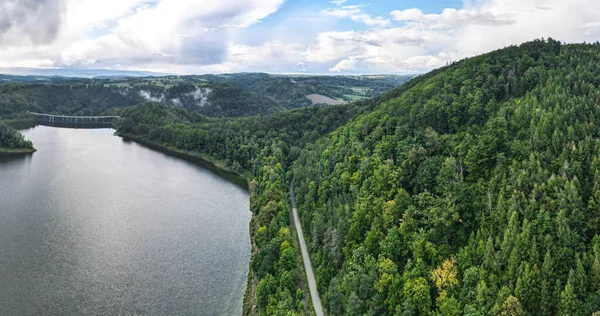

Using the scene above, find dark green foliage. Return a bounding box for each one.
[116,100,370,173]
[291,38,600,315]
[0,83,141,117]
[0,122,33,150]
[0,82,278,118]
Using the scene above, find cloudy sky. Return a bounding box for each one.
[1,0,599,75]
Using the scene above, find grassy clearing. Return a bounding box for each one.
[306,94,344,105]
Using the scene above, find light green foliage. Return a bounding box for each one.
[498,296,525,316]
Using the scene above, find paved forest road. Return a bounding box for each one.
[290,179,325,316]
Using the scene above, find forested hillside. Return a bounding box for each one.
[292,38,600,315]
[116,82,282,117]
[0,83,141,117]
[68,38,600,315]
[197,73,414,108]
[0,82,279,118]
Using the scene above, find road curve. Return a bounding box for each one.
[290,179,325,316]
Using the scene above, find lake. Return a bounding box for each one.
[0,126,251,315]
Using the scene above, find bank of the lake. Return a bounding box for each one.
[0,126,251,315]
[0,147,36,154]
[2,117,37,129]
[0,120,36,155]
[116,132,251,189]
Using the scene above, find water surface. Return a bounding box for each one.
[0,126,251,315]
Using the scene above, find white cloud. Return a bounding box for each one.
[452,0,600,56]
[391,8,514,27]
[305,27,451,68]
[330,0,346,6]
[2,0,600,75]
[582,22,600,36]
[61,0,284,68]
[0,0,64,46]
[0,0,284,71]
[185,41,306,74]
[306,31,363,63]
[66,0,148,32]
[329,56,358,72]
[322,5,390,27]
[303,0,600,73]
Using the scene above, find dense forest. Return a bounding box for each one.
[292,38,600,315]
[0,122,34,152]
[114,39,600,315]
[0,83,140,117]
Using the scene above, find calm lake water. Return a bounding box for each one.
[0,126,251,315]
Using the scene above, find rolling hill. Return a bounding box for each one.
[0,74,411,119]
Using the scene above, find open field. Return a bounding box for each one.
[306,94,344,105]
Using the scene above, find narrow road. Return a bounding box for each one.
[290,178,324,316]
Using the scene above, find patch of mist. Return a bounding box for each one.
[139,90,165,103]
[189,87,212,107]
[171,98,182,107]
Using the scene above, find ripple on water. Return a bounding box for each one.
[0,126,251,316]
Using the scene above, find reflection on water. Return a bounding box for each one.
[0,153,33,165]
[0,126,251,316]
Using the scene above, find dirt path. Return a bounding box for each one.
[290,179,324,316]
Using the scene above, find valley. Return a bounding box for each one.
[3,39,600,315]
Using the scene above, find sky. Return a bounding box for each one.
[0,0,599,75]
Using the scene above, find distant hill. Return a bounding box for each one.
[0,67,166,78]
[193,73,415,108]
[0,81,280,118]
[0,73,414,118]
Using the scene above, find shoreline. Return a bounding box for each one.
[3,117,38,129]
[114,132,251,191]
[1,118,37,155]
[0,148,37,155]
